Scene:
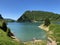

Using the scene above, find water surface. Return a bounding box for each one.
[7,22,47,41]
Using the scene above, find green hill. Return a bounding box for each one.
[4,18,15,22]
[17,11,60,22]
[49,24,60,45]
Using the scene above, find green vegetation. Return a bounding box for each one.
[0,19,25,45]
[44,18,50,26]
[5,19,15,22]
[0,29,21,45]
[17,11,60,22]
[49,24,60,45]
[0,14,3,19]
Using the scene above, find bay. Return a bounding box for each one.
[7,22,47,42]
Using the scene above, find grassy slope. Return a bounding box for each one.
[49,24,60,45]
[0,19,24,45]
[0,29,21,45]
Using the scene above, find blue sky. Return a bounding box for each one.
[0,0,60,20]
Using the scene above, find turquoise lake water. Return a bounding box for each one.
[7,22,47,42]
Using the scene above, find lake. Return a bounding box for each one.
[7,22,47,42]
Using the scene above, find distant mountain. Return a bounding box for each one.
[5,18,15,22]
[17,11,60,22]
[0,14,15,22]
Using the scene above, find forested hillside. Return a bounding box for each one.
[17,11,60,22]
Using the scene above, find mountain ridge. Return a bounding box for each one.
[17,11,60,22]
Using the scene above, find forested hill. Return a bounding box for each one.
[17,11,60,22]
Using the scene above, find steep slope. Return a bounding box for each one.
[0,15,24,45]
[0,19,21,45]
[0,29,21,45]
[17,11,60,22]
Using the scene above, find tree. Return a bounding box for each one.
[2,20,7,32]
[44,18,50,26]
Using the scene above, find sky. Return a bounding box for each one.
[0,0,60,20]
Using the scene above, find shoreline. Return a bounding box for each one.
[38,24,57,45]
[10,24,48,44]
[38,24,49,32]
[23,39,46,45]
[11,36,20,42]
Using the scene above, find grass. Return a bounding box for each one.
[0,19,25,45]
[0,29,21,45]
[49,24,60,45]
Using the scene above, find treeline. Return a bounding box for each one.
[17,11,60,22]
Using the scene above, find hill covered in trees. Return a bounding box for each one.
[5,18,15,22]
[17,11,60,22]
